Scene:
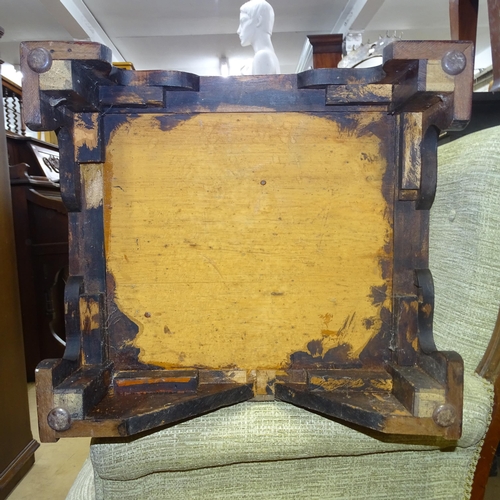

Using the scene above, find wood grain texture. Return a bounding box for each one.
[400,113,423,191]
[307,34,343,69]
[74,113,103,163]
[449,0,479,42]
[103,112,393,371]
[326,84,392,106]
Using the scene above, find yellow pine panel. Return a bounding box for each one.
[103,112,392,370]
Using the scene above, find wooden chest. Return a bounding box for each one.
[20,40,473,442]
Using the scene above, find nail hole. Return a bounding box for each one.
[144,312,151,318]
[260,180,266,185]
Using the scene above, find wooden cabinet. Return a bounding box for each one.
[0,88,38,500]
[7,135,67,381]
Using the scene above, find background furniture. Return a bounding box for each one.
[307,34,343,68]
[441,93,500,144]
[5,110,67,382]
[66,119,500,500]
[0,45,39,499]
[450,0,500,91]
[9,158,67,381]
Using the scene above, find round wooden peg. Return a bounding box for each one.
[47,407,72,431]
[27,47,53,74]
[441,51,466,76]
[433,404,457,427]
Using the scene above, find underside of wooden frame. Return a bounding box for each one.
[20,39,474,442]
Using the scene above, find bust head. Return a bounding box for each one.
[237,0,275,47]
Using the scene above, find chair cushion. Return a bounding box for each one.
[90,372,492,482]
[430,125,500,372]
[65,458,95,500]
[89,448,483,500]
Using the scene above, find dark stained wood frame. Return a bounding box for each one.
[20,40,475,443]
[450,0,500,91]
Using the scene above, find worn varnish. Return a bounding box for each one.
[103,112,392,371]
[20,40,474,441]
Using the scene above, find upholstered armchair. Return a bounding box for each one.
[65,123,500,500]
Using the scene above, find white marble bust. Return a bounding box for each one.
[237,0,280,75]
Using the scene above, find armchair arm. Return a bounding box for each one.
[472,306,500,498]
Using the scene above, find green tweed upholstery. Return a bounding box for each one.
[66,124,500,500]
[430,128,500,372]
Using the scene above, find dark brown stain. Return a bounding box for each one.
[369,284,388,307]
[165,74,327,113]
[362,113,396,228]
[323,344,362,368]
[106,272,163,370]
[307,340,323,357]
[103,113,133,146]
[318,112,360,137]
[57,127,82,212]
[364,318,375,329]
[357,116,390,142]
[291,342,360,369]
[380,256,392,281]
[359,307,392,365]
[154,114,197,132]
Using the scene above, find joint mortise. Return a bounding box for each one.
[382,40,473,130]
[20,41,113,130]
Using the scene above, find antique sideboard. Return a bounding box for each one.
[20,40,473,442]
[8,134,67,381]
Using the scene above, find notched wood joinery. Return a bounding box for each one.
[20,41,113,130]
